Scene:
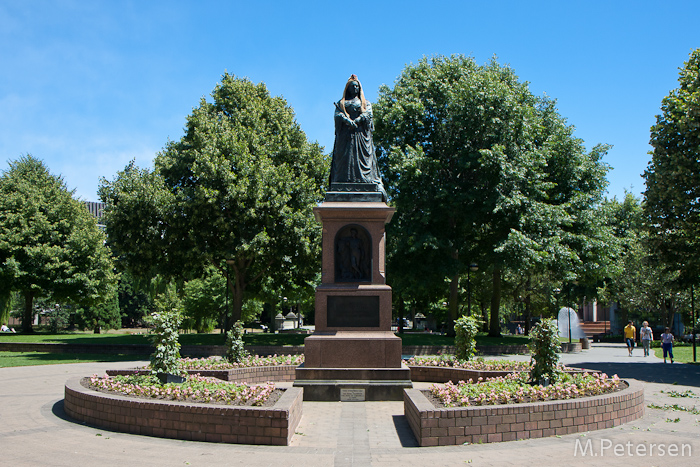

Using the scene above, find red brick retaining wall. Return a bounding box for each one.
[64,377,303,446]
[404,378,644,446]
[409,366,515,383]
[106,365,298,383]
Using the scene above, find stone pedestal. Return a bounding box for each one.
[294,191,411,400]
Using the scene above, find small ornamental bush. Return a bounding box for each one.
[147,287,184,377]
[454,315,482,361]
[88,373,275,406]
[225,320,248,363]
[528,318,561,384]
[430,371,620,407]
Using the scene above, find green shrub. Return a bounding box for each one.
[225,320,248,363]
[528,318,561,383]
[147,287,184,376]
[454,315,482,361]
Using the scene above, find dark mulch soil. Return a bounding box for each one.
[80,377,284,407]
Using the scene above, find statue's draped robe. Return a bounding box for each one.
[330,99,385,197]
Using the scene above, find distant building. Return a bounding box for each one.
[84,201,106,231]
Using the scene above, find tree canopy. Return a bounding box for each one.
[606,193,686,327]
[373,55,613,335]
[99,74,327,328]
[0,155,117,332]
[644,48,700,287]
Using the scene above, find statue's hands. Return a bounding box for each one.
[353,116,363,126]
[348,118,358,129]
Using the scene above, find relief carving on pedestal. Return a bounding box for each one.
[335,224,371,282]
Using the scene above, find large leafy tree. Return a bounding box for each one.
[607,194,685,327]
[374,55,612,336]
[644,48,700,287]
[117,271,155,328]
[182,265,226,333]
[100,74,327,328]
[0,155,117,332]
[73,292,122,333]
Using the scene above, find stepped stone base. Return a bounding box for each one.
[294,364,412,401]
[303,331,402,368]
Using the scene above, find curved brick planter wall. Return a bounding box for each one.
[64,377,303,446]
[404,378,644,447]
[65,363,640,447]
[106,365,298,383]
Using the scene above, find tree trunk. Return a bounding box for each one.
[230,279,244,330]
[221,260,246,331]
[447,273,460,337]
[661,299,670,328]
[397,296,406,334]
[22,291,34,333]
[524,276,532,335]
[524,299,532,335]
[489,267,502,337]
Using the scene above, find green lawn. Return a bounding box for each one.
[0,330,532,368]
[0,351,149,368]
[0,330,536,347]
[653,345,700,364]
[0,331,152,345]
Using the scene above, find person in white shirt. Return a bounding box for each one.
[640,321,653,357]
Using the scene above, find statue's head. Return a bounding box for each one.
[345,79,360,99]
[341,74,366,111]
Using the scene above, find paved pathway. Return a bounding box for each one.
[1,344,699,466]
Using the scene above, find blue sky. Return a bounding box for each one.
[1,1,698,202]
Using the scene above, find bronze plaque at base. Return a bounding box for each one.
[314,284,393,332]
[327,296,379,328]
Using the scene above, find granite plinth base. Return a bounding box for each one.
[303,331,402,368]
[293,364,412,401]
[325,183,385,202]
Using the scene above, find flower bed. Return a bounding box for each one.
[64,367,303,445]
[405,378,643,446]
[107,355,301,383]
[430,371,621,407]
[179,354,304,370]
[88,373,277,406]
[404,356,530,371]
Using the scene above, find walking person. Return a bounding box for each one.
[624,320,636,357]
[640,321,653,357]
[661,327,674,363]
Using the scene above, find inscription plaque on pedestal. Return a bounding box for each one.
[340,388,366,402]
[327,295,379,328]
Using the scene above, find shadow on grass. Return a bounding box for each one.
[2,330,530,348]
[0,352,150,367]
